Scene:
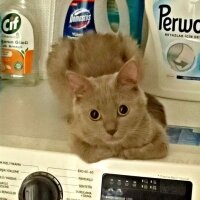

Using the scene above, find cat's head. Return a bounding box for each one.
[66,59,147,145]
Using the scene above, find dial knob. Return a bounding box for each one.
[19,171,63,200]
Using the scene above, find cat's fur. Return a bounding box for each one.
[47,33,168,163]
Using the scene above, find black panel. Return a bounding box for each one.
[101,174,192,200]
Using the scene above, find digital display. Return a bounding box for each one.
[101,174,192,200]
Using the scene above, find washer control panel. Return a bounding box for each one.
[0,147,97,200]
[0,146,199,200]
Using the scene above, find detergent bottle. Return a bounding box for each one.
[53,0,144,44]
[54,0,130,39]
[0,0,40,86]
[143,0,200,101]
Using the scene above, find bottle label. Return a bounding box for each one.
[0,12,34,75]
[153,0,200,81]
[63,0,95,38]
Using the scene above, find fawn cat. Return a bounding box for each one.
[47,33,168,163]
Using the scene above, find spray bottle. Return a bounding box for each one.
[0,0,40,86]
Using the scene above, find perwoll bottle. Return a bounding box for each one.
[0,0,39,86]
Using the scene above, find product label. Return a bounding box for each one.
[63,0,95,38]
[0,12,34,75]
[0,157,99,200]
[153,0,200,81]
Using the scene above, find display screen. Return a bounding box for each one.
[101,174,192,200]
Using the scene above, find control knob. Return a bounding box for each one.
[19,171,63,200]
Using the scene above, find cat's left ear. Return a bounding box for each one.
[116,59,139,90]
[66,71,93,98]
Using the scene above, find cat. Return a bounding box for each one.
[47,33,168,163]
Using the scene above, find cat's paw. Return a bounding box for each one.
[83,147,115,163]
[121,142,169,160]
[121,148,140,160]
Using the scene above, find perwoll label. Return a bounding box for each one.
[63,0,95,38]
[153,0,200,81]
[0,12,34,75]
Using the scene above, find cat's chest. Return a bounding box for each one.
[104,142,124,154]
[104,135,146,151]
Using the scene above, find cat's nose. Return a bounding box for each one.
[107,129,117,136]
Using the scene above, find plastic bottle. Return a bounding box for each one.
[143,0,200,101]
[54,0,144,45]
[0,0,39,86]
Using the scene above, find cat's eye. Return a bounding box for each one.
[118,105,129,116]
[90,109,101,121]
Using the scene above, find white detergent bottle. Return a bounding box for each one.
[54,0,130,40]
[0,0,40,86]
[143,0,200,101]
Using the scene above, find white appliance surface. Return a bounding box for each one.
[0,145,200,200]
[0,80,200,199]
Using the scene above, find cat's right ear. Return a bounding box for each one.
[66,71,93,98]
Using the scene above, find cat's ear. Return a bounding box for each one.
[116,59,139,90]
[66,71,92,98]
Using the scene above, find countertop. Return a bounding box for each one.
[0,80,200,165]
[0,80,69,152]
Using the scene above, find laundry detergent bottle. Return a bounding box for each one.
[0,0,39,86]
[143,0,200,101]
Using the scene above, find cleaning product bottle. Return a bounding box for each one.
[106,0,145,44]
[0,0,39,86]
[53,0,96,39]
[143,0,200,101]
[54,0,144,45]
[54,0,132,41]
